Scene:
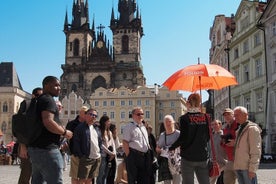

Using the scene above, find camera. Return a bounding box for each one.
[221,134,233,144]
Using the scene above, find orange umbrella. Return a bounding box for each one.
[163,63,238,92]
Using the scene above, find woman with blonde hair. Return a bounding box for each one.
[156,115,182,184]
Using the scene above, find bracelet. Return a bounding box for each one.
[62,129,67,136]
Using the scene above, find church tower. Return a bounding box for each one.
[110,0,145,88]
[60,0,145,101]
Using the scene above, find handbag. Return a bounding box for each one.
[206,114,220,177]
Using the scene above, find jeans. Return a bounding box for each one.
[96,156,107,184]
[236,170,258,184]
[28,147,63,184]
[181,158,209,184]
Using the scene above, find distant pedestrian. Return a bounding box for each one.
[233,106,262,184]
[28,76,73,184]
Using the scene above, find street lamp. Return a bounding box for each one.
[224,32,232,108]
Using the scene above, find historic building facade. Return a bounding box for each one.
[258,0,276,153]
[209,14,236,120]
[0,62,31,143]
[60,0,145,102]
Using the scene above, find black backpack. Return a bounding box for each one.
[12,96,43,145]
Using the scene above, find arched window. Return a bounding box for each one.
[1,121,7,133]
[71,84,77,92]
[92,76,107,92]
[2,102,8,112]
[73,39,80,56]
[122,35,129,53]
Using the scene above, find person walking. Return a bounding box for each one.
[169,93,210,184]
[156,114,182,184]
[66,105,89,184]
[221,108,239,184]
[73,108,101,184]
[233,106,262,184]
[16,87,43,184]
[122,107,152,184]
[27,76,73,184]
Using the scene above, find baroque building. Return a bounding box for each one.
[258,0,276,154]
[60,0,145,102]
[209,14,236,120]
[0,62,31,143]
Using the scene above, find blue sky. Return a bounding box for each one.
[0,0,240,101]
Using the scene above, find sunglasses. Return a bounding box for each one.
[135,113,144,116]
[88,113,98,118]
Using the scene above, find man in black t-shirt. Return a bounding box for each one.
[28,76,73,184]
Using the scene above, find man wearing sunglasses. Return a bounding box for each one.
[122,107,152,184]
[73,108,101,184]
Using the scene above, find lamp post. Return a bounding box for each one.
[224,32,231,108]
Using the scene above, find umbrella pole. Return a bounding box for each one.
[199,76,202,112]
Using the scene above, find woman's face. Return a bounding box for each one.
[164,118,174,131]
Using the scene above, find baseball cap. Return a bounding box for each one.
[223,108,233,115]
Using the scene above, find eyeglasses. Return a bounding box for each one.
[88,113,98,118]
[135,113,144,116]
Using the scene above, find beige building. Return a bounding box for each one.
[0,62,31,144]
[209,14,235,120]
[230,1,267,126]
[258,0,276,154]
[60,85,187,139]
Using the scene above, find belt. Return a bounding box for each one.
[129,148,147,156]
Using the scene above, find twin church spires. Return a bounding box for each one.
[60,0,145,101]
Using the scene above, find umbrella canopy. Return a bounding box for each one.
[163,63,238,92]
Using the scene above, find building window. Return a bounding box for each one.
[145,111,150,119]
[166,93,170,98]
[273,53,276,73]
[121,100,125,106]
[145,100,150,106]
[254,32,261,46]
[121,112,126,119]
[103,112,107,115]
[256,92,263,112]
[110,100,115,106]
[103,101,107,106]
[255,58,262,77]
[121,91,125,95]
[234,48,239,59]
[1,122,7,133]
[171,101,175,107]
[137,100,141,106]
[99,92,103,96]
[110,112,115,119]
[244,64,249,82]
[73,39,80,56]
[141,91,145,95]
[2,102,8,112]
[272,21,276,36]
[243,40,249,54]
[129,100,133,106]
[159,112,164,121]
[95,101,99,106]
[122,35,129,53]
[234,69,239,84]
[159,102,163,108]
[244,96,251,111]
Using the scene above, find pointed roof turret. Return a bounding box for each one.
[64,10,69,32]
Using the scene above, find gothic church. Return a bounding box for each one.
[60,0,145,101]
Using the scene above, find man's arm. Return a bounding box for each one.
[41,111,72,139]
[122,140,130,156]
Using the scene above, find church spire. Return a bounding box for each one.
[71,0,90,30]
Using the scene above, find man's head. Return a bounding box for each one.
[85,108,98,125]
[233,106,248,124]
[131,107,144,123]
[79,106,89,122]
[42,76,60,97]
[223,108,234,123]
[32,87,43,98]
